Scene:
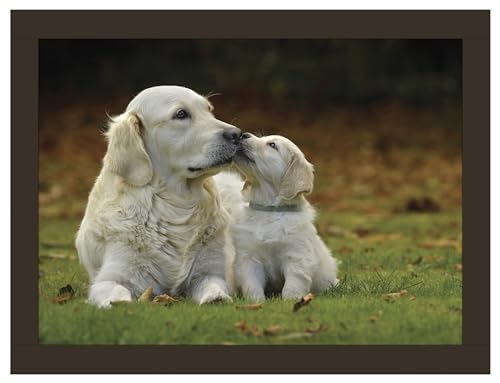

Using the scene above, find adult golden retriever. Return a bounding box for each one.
[76,86,240,307]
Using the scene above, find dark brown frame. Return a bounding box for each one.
[12,10,489,373]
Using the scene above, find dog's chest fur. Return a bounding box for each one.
[95,180,227,292]
[104,187,222,258]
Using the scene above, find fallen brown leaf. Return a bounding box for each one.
[52,284,75,304]
[152,294,179,305]
[454,263,463,272]
[305,323,328,333]
[234,320,248,332]
[138,286,153,302]
[382,289,407,301]
[293,293,315,312]
[235,303,262,310]
[409,295,417,301]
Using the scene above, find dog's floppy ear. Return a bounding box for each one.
[103,113,153,186]
[279,154,314,200]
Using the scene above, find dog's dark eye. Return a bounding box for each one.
[268,142,278,150]
[173,109,189,120]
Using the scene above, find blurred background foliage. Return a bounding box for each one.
[40,39,461,107]
[39,39,462,218]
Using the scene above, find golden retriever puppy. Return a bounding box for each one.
[76,86,240,307]
[214,133,338,301]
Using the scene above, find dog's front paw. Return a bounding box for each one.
[199,285,232,305]
[88,282,133,308]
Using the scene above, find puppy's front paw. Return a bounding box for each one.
[242,289,265,302]
[199,285,232,305]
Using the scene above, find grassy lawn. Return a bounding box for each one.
[39,210,462,345]
[39,102,461,345]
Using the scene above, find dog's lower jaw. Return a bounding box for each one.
[188,156,233,173]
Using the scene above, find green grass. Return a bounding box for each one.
[39,210,462,345]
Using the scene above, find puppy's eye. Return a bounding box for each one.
[173,109,189,120]
[267,142,278,150]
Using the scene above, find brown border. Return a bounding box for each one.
[12,10,490,373]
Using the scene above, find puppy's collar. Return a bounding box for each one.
[249,202,301,212]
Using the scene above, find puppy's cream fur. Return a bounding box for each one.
[214,134,338,301]
[76,86,239,307]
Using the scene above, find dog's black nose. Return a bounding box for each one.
[240,132,251,140]
[222,127,241,143]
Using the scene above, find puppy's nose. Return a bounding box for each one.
[240,132,251,140]
[222,126,241,143]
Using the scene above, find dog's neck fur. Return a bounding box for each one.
[242,179,306,208]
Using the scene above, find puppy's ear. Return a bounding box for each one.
[103,113,153,186]
[279,154,314,200]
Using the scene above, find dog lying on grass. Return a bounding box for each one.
[76,86,240,307]
[214,133,338,301]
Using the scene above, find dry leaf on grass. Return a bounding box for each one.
[382,289,407,301]
[234,320,248,332]
[409,295,417,301]
[235,303,263,310]
[52,284,75,304]
[454,264,463,272]
[234,321,281,337]
[293,293,315,312]
[138,286,153,302]
[152,294,180,305]
[305,324,328,333]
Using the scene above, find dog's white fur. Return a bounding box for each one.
[76,86,240,307]
[214,133,338,301]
